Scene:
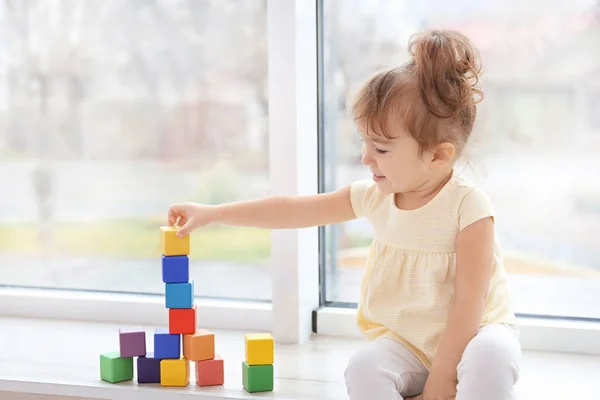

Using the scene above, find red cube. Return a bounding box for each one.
[195,355,224,386]
[169,304,196,334]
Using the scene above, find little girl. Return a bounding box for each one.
[168,29,521,400]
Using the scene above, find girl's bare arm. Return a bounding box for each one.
[214,185,356,229]
[169,185,356,235]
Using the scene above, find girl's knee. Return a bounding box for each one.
[458,325,521,382]
[345,343,410,400]
[345,345,380,382]
[456,327,521,399]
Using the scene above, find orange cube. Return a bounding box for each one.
[183,329,215,361]
[169,305,196,334]
[195,355,224,386]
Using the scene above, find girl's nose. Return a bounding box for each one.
[360,146,372,166]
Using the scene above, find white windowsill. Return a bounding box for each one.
[0,317,347,400]
[315,306,600,355]
[2,317,600,400]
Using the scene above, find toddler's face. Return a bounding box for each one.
[357,119,435,195]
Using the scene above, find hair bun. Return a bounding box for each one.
[408,29,483,119]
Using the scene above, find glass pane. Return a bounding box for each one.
[0,0,271,301]
[322,0,600,318]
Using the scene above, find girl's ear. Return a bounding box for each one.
[431,142,455,167]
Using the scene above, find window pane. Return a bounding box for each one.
[0,0,271,301]
[322,0,600,318]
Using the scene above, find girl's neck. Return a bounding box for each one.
[394,169,453,211]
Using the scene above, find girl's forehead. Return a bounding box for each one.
[357,125,401,145]
[368,133,395,145]
[356,116,406,143]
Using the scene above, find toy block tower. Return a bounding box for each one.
[99,225,224,388]
[242,333,274,393]
[158,225,193,387]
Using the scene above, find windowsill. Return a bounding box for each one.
[315,307,600,356]
[2,317,600,399]
[0,316,347,400]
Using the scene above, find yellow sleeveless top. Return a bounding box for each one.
[350,173,516,369]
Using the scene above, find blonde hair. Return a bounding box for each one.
[351,29,483,157]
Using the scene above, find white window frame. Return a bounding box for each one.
[1,0,600,357]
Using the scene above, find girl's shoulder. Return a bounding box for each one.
[445,174,495,231]
[350,179,385,218]
[446,174,492,204]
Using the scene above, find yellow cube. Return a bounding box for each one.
[245,333,274,365]
[160,358,189,387]
[160,226,190,256]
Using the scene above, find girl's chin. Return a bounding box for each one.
[374,179,393,192]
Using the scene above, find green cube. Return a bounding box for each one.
[242,361,273,393]
[100,351,134,383]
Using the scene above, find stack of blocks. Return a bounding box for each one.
[99,226,224,387]
[243,333,275,393]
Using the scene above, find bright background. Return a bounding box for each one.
[1,0,599,320]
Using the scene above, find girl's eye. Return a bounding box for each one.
[375,148,387,154]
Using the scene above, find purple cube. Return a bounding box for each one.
[137,352,161,383]
[119,327,146,357]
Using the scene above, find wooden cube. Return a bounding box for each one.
[196,355,224,386]
[242,361,273,393]
[169,304,196,334]
[245,333,274,365]
[118,327,146,358]
[137,352,161,384]
[162,254,189,283]
[160,226,190,256]
[183,328,215,361]
[160,357,189,387]
[154,328,181,359]
[100,351,133,383]
[165,281,194,309]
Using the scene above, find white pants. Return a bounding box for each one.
[345,324,521,400]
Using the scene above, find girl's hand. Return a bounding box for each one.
[168,202,218,237]
[421,371,456,400]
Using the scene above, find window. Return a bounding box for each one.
[320,0,600,321]
[1,0,597,350]
[0,0,271,301]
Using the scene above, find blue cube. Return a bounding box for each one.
[161,255,189,283]
[154,328,180,359]
[165,281,194,309]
